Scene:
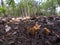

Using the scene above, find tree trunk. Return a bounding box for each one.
[1,0,6,16]
[51,0,56,15]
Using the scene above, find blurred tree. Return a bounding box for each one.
[41,0,58,15]
[57,0,60,6]
[0,0,6,16]
[19,0,40,17]
[0,0,59,16]
[6,0,15,15]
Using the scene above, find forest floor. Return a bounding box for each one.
[0,15,60,45]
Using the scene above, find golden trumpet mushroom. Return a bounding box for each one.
[33,23,40,31]
[44,28,51,35]
[27,23,40,35]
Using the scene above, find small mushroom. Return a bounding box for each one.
[44,28,51,35]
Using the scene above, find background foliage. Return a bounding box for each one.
[0,0,60,16]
